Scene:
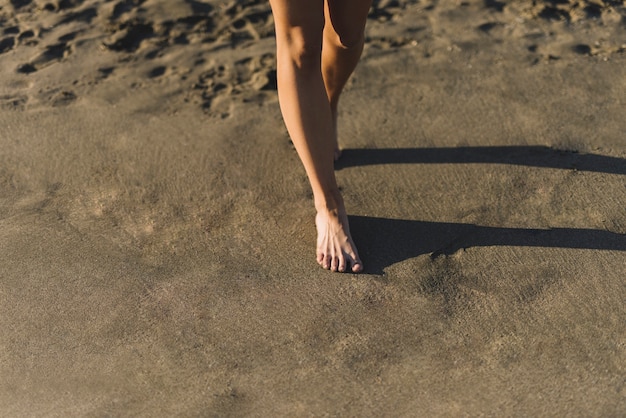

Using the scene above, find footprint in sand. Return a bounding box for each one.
[368,0,420,22]
[7,0,32,10]
[3,26,20,35]
[366,35,418,49]
[49,90,77,106]
[192,53,277,117]
[56,6,98,25]
[16,41,72,73]
[104,21,155,53]
[0,37,15,53]
[477,22,504,34]
[0,94,28,110]
[529,0,612,23]
[219,0,274,46]
[572,44,592,55]
[148,65,166,78]
[484,0,506,13]
[18,29,36,45]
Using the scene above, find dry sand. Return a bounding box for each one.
[1,0,625,416]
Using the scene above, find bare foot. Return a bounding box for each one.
[315,207,363,273]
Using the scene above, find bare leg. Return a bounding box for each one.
[322,0,372,160]
[270,0,363,272]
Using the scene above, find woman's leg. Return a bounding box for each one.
[322,0,372,160]
[269,0,362,272]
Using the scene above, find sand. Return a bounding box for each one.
[1,0,625,415]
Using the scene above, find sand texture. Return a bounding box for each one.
[1,0,626,416]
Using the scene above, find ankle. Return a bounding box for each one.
[313,188,344,213]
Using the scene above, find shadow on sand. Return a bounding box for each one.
[339,146,626,274]
[336,146,626,174]
[350,216,626,274]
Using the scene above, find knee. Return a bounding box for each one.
[326,26,365,50]
[279,26,323,71]
[336,31,365,50]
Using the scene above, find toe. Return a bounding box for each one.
[349,254,363,273]
[323,254,332,270]
[338,256,346,273]
[317,252,324,265]
[346,251,362,272]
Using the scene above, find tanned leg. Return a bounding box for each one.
[269,0,363,272]
[322,0,372,160]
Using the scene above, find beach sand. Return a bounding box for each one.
[1,0,625,415]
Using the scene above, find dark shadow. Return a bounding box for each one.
[350,216,626,274]
[336,146,626,175]
[183,0,213,15]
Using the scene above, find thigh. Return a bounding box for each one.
[270,0,325,41]
[325,0,372,44]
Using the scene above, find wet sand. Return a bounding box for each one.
[1,0,625,415]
